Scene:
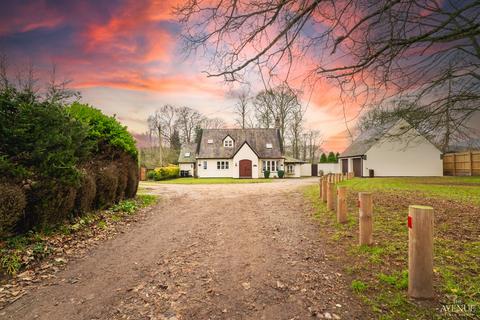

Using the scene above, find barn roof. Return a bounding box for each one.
[197,128,283,159]
[339,120,402,158]
[178,143,197,163]
[284,156,306,163]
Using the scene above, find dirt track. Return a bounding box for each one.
[2,178,368,319]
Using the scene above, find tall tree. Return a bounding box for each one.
[177,1,480,140]
[233,90,252,129]
[175,106,203,143]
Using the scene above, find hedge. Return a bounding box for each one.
[150,166,180,180]
[0,184,26,237]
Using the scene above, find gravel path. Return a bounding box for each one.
[2,178,368,319]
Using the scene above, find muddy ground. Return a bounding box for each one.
[2,178,370,320]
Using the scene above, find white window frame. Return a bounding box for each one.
[263,160,278,172]
[203,161,207,169]
[216,161,229,170]
[223,139,233,147]
[287,164,294,174]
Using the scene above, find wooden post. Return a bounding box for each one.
[453,153,456,176]
[358,192,373,245]
[319,177,323,199]
[408,205,434,299]
[322,178,328,202]
[337,186,347,224]
[327,182,335,211]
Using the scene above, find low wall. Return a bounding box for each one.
[318,163,341,175]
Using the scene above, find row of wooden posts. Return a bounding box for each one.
[319,173,434,299]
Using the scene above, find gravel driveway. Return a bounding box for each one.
[2,178,368,319]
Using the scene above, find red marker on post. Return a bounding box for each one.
[408,216,412,229]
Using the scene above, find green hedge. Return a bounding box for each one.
[0,83,139,235]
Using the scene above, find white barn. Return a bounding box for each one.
[338,119,443,177]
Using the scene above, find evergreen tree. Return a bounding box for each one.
[170,129,182,151]
[335,152,340,163]
[327,152,336,163]
[319,153,327,163]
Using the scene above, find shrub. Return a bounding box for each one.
[68,103,138,160]
[0,184,26,237]
[95,164,118,208]
[147,171,156,180]
[115,159,128,202]
[319,153,328,163]
[152,166,179,180]
[26,182,77,229]
[74,170,97,215]
[327,152,337,163]
[277,170,285,178]
[125,158,139,198]
[263,170,270,178]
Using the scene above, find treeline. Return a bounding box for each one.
[0,68,138,237]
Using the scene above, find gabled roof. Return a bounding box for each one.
[197,128,283,159]
[339,119,435,158]
[178,143,197,163]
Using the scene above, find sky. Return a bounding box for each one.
[0,0,412,152]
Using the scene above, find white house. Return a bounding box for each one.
[338,119,443,177]
[179,128,286,178]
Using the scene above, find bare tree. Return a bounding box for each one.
[233,90,253,128]
[176,0,480,140]
[253,84,301,146]
[203,117,227,129]
[175,106,203,143]
[289,109,304,159]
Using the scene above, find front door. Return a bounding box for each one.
[239,159,252,178]
[311,164,318,176]
[353,158,362,177]
[342,159,348,174]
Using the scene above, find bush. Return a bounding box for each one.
[95,164,118,208]
[26,182,77,229]
[74,170,97,215]
[320,153,328,163]
[277,170,285,178]
[147,171,156,180]
[0,184,26,237]
[125,158,139,198]
[68,103,138,160]
[152,166,179,180]
[263,170,270,178]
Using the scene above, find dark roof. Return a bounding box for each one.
[197,128,283,159]
[339,122,396,158]
[178,143,197,163]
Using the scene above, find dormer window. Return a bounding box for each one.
[223,136,234,148]
[266,143,273,149]
[207,139,213,144]
[184,152,190,157]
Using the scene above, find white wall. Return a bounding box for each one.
[285,163,301,178]
[233,143,259,178]
[318,163,341,174]
[197,159,233,178]
[363,124,443,177]
[300,163,312,176]
[179,163,194,176]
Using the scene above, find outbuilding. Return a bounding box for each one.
[338,119,443,177]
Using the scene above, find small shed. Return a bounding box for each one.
[338,119,443,177]
[284,157,306,178]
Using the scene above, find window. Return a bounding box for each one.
[287,164,294,174]
[224,139,233,147]
[207,139,213,144]
[216,161,229,170]
[266,143,273,149]
[263,160,278,172]
[203,161,207,169]
[184,152,190,157]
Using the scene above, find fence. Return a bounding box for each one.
[443,151,480,176]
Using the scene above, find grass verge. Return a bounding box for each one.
[303,177,480,320]
[0,194,157,278]
[141,177,273,184]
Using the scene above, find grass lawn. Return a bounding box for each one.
[141,177,273,184]
[303,176,480,320]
